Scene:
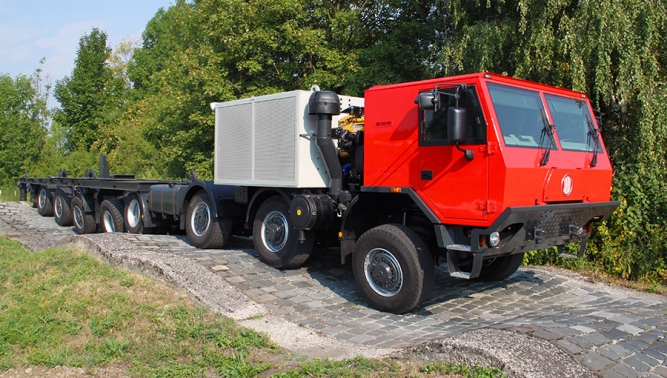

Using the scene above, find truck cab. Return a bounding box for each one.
[341,73,618,312]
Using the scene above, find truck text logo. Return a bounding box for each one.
[561,175,573,196]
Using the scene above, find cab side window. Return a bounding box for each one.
[419,87,486,146]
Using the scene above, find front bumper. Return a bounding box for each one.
[470,201,619,255]
[441,201,619,279]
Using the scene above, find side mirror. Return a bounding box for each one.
[416,93,436,110]
[447,106,467,143]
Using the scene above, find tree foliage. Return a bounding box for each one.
[438,0,667,283]
[53,28,126,153]
[0,68,49,186]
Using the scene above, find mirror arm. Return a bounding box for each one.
[455,142,474,161]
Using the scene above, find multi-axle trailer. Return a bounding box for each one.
[19,73,619,313]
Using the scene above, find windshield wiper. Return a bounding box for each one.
[538,109,556,166]
[586,114,600,167]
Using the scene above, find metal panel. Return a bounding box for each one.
[253,97,296,182]
[215,103,252,182]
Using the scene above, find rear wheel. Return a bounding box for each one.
[71,196,96,234]
[37,187,54,216]
[53,190,72,226]
[124,193,151,234]
[253,196,314,268]
[185,191,231,249]
[352,223,435,314]
[101,199,125,233]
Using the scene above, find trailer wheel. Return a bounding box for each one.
[476,253,524,281]
[352,224,435,314]
[101,199,125,233]
[54,190,72,226]
[37,187,54,216]
[253,196,315,269]
[185,191,231,249]
[124,193,151,234]
[71,196,96,234]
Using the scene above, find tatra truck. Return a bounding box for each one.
[19,73,619,313]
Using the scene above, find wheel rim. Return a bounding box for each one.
[55,196,63,218]
[73,206,85,229]
[190,201,211,237]
[38,189,47,209]
[103,210,115,232]
[127,199,141,228]
[364,248,403,297]
[261,210,288,253]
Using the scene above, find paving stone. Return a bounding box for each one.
[582,350,613,371]
[610,362,641,378]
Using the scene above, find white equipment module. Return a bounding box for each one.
[211,90,363,188]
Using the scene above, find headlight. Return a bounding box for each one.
[489,232,500,247]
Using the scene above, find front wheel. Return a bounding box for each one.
[185,191,231,249]
[71,196,96,234]
[476,253,524,281]
[37,187,54,216]
[252,196,314,269]
[352,224,435,314]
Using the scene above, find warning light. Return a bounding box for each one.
[390,187,402,193]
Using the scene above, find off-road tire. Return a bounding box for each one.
[53,190,72,226]
[101,198,125,233]
[37,187,54,216]
[124,193,151,234]
[185,191,231,249]
[352,223,435,314]
[253,196,315,269]
[71,196,96,234]
[476,253,524,281]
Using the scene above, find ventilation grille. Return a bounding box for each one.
[215,103,253,181]
[254,97,296,181]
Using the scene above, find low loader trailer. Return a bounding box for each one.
[19,73,619,313]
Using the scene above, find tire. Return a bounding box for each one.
[54,190,72,226]
[37,187,54,216]
[71,196,97,234]
[352,223,435,314]
[101,199,125,233]
[252,196,315,269]
[124,193,151,234]
[185,191,231,249]
[476,253,524,281]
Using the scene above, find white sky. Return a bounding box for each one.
[0,0,174,84]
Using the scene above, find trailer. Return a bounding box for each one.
[19,73,619,313]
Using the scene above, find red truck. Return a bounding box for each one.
[19,72,618,313]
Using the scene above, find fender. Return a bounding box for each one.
[245,188,292,228]
[177,181,241,230]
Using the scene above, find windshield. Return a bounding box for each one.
[488,83,554,148]
[545,94,601,152]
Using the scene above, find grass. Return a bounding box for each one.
[0,184,20,202]
[0,235,504,377]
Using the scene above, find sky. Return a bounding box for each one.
[0,0,174,84]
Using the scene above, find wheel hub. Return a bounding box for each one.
[364,248,403,297]
[55,197,62,218]
[262,211,288,252]
[192,202,210,237]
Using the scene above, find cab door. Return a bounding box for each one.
[415,86,490,223]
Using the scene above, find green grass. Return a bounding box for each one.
[0,235,504,377]
[0,184,20,202]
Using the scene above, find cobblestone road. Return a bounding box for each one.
[1,201,666,377]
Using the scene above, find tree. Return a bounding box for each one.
[53,28,126,152]
[0,67,49,185]
[437,0,667,283]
